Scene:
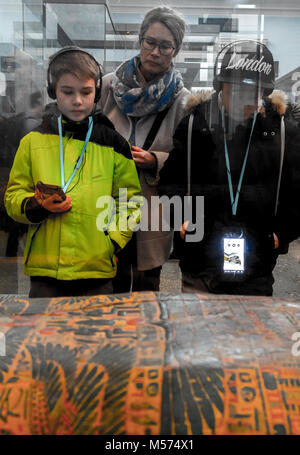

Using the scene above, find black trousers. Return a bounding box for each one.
[113,235,162,293]
[29,276,113,298]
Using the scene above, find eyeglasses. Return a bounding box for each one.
[141,37,176,56]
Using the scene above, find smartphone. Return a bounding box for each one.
[36,181,66,202]
[223,237,245,273]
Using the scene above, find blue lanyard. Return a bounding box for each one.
[221,106,257,216]
[58,115,93,192]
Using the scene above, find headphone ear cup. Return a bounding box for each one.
[94,68,102,103]
[47,83,56,100]
[47,64,56,99]
[94,82,101,103]
[94,89,100,103]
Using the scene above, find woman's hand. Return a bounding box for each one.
[180,221,190,240]
[131,146,156,169]
[34,189,72,213]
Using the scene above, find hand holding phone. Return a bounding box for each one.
[35,181,71,213]
[36,181,66,202]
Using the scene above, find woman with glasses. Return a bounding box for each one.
[100,6,189,293]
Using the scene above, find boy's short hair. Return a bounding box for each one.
[49,49,100,90]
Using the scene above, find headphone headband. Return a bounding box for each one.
[47,46,102,103]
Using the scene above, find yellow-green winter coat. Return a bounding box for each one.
[5,108,142,280]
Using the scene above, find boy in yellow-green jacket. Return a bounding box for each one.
[5,46,142,298]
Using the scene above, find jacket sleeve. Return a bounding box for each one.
[107,140,143,250]
[4,134,49,225]
[274,120,300,245]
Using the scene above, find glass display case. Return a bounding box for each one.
[0,0,300,294]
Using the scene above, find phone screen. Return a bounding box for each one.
[223,237,245,273]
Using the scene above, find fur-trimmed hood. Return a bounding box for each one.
[261,90,287,116]
[184,89,215,113]
[184,88,288,116]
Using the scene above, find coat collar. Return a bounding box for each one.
[184,89,287,116]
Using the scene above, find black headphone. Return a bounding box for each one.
[47,46,102,103]
[213,39,274,96]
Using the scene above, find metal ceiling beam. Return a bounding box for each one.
[107,0,300,16]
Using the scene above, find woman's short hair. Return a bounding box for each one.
[139,6,186,54]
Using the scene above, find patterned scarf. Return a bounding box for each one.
[111,56,184,117]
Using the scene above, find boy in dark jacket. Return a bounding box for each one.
[159,40,300,296]
[5,47,142,298]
